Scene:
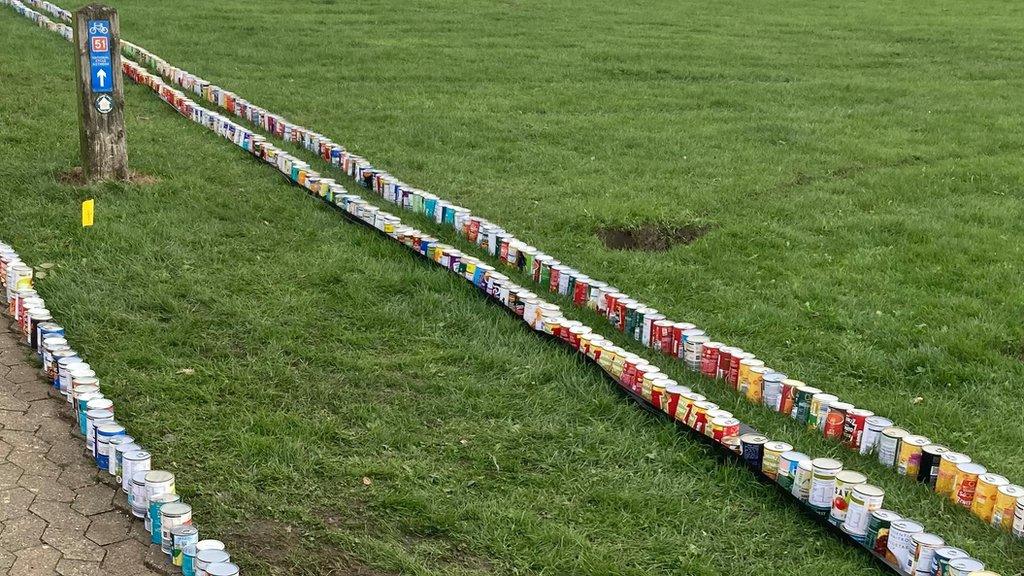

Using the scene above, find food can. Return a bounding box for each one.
[161,502,193,554]
[114,441,140,483]
[808,393,838,432]
[823,401,852,440]
[48,350,77,388]
[736,358,765,397]
[699,342,723,379]
[664,384,689,419]
[145,470,177,521]
[683,334,708,371]
[917,444,949,486]
[896,435,930,477]
[970,473,1009,522]
[74,390,102,434]
[1014,496,1024,537]
[85,409,114,458]
[936,452,971,496]
[676,324,700,360]
[877,427,909,468]
[206,563,241,576]
[951,462,986,508]
[866,509,901,556]
[931,547,969,576]
[717,346,740,380]
[689,401,718,433]
[791,458,814,502]
[678,392,705,424]
[761,372,787,412]
[842,484,884,537]
[843,408,874,449]
[761,441,792,480]
[95,423,126,471]
[55,355,83,394]
[990,484,1024,531]
[744,366,770,404]
[148,493,181,541]
[130,470,150,519]
[777,451,809,491]
[185,539,226,576]
[710,416,740,443]
[739,434,768,469]
[886,519,923,572]
[172,525,199,567]
[947,558,985,576]
[651,320,674,354]
[808,458,843,515]
[123,450,152,494]
[727,352,754,388]
[829,470,867,526]
[910,532,944,576]
[792,385,821,424]
[778,378,801,415]
[195,549,231,576]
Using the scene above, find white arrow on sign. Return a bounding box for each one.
[96,68,107,87]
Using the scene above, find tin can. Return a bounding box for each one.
[148,493,181,541]
[746,366,771,404]
[206,562,240,576]
[970,473,1008,522]
[95,423,126,471]
[735,358,764,396]
[886,519,923,572]
[792,385,821,424]
[866,509,901,556]
[823,401,852,440]
[704,409,732,437]
[910,532,944,576]
[739,434,768,469]
[710,416,740,442]
[700,342,722,378]
[186,540,225,576]
[951,462,986,507]
[130,470,150,518]
[727,352,754,388]
[650,377,669,411]
[195,549,231,576]
[36,325,64,358]
[990,484,1024,531]
[778,378,801,415]
[683,334,708,371]
[877,427,909,468]
[947,558,985,576]
[85,409,114,458]
[114,441,140,483]
[761,441,792,480]
[842,484,884,537]
[761,372,787,411]
[123,450,151,495]
[690,401,718,433]
[677,392,705,424]
[664,384,689,419]
[717,346,739,380]
[161,502,193,554]
[1014,496,1024,537]
[722,435,742,454]
[808,458,843,515]
[855,415,889,456]
[172,525,199,567]
[808,393,838,432]
[777,451,809,491]
[936,452,971,496]
[930,547,969,576]
[829,470,867,526]
[791,458,813,501]
[843,408,873,449]
[676,325,700,360]
[913,443,948,487]
[652,320,674,354]
[896,435,930,477]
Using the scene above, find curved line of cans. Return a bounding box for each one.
[22,0,1020,541]
[1,2,1017,575]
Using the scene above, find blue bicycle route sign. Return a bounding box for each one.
[87,19,113,94]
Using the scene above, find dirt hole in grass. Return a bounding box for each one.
[596,223,711,251]
[57,167,159,186]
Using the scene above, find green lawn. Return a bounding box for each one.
[2,1,1024,575]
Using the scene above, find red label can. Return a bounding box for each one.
[700,342,722,378]
[823,402,852,440]
[844,408,874,450]
[572,279,589,307]
[549,267,561,293]
[652,320,673,354]
[727,352,752,389]
[717,347,738,380]
[779,378,801,416]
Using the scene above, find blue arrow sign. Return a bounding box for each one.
[87,19,112,94]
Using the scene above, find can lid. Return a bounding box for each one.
[891,519,924,533]
[172,525,199,536]
[96,424,126,435]
[853,483,885,498]
[811,458,843,471]
[836,470,866,484]
[151,493,180,505]
[848,408,874,417]
[116,443,141,455]
[997,484,1024,497]
[948,558,985,570]
[934,547,968,560]
[780,451,810,463]
[205,563,240,576]
[903,435,930,447]
[956,462,986,475]
[124,450,151,461]
[131,470,149,484]
[979,473,1009,486]
[881,426,909,438]
[196,539,226,551]
[922,444,948,456]
[871,509,902,521]
[828,401,853,411]
[796,385,821,394]
[196,549,231,563]
[764,441,792,452]
[911,532,944,546]
[739,434,768,445]
[811,393,838,402]
[763,372,788,382]
[941,452,971,464]
[161,502,192,517]
[739,357,764,366]
[145,470,175,484]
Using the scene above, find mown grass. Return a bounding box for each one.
[2,0,1024,574]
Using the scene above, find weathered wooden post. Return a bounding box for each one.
[73,4,128,182]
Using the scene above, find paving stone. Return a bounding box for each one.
[11,544,61,576]
[1,430,51,453]
[71,484,114,516]
[0,462,24,489]
[28,502,89,531]
[0,547,14,570]
[8,449,61,478]
[100,538,152,575]
[19,474,76,503]
[57,464,99,491]
[0,393,30,412]
[0,487,37,520]
[42,525,106,562]
[36,420,77,446]
[6,364,41,384]
[25,394,61,413]
[0,438,13,459]
[84,510,131,546]
[46,439,85,467]
[0,409,41,432]
[0,350,24,367]
[57,558,107,576]
[0,511,47,551]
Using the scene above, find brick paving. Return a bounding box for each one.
[0,325,168,576]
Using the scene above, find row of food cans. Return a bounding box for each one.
[5,2,1013,572]
[27,0,1016,540]
[0,237,238,576]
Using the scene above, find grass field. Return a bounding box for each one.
[2,0,1024,574]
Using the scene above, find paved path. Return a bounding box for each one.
[0,325,165,576]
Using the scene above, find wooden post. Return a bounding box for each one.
[73,4,128,182]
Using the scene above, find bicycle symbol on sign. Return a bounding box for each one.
[89,21,108,35]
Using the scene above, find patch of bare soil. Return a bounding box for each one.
[596,223,712,251]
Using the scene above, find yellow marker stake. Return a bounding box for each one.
[82,199,94,227]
